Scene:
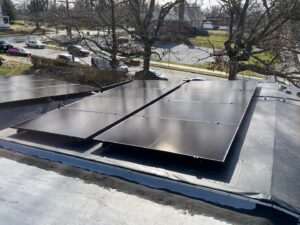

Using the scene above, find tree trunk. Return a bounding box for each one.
[228,59,238,80]
[143,43,151,75]
[35,21,40,30]
[110,0,117,74]
[66,26,72,37]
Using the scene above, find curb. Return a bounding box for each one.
[150,61,264,80]
[150,61,228,78]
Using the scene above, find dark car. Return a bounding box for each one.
[7,47,31,57]
[135,69,168,80]
[67,45,89,57]
[0,40,13,52]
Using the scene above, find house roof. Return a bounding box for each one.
[0,79,299,221]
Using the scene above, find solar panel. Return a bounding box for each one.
[119,80,181,89]
[165,89,254,104]
[94,80,258,162]
[136,101,247,125]
[66,96,153,114]
[184,80,258,91]
[14,109,124,139]
[95,116,237,161]
[0,75,53,82]
[13,80,71,89]
[14,80,183,139]
[98,86,168,99]
[0,75,94,104]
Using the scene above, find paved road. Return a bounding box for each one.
[5,36,214,82]
[153,43,215,65]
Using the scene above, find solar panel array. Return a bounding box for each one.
[95,80,257,162]
[0,75,94,104]
[15,80,182,139]
[14,80,257,162]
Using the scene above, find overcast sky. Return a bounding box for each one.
[12,0,220,8]
[202,0,219,8]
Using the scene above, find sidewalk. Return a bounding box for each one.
[150,61,228,78]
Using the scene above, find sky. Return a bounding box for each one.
[11,0,220,9]
[202,0,219,8]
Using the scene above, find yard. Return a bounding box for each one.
[0,21,53,36]
[189,30,229,49]
[0,61,31,76]
[0,53,32,76]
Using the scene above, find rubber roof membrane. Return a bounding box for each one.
[14,80,183,139]
[94,80,258,162]
[0,75,94,104]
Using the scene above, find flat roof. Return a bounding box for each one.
[0,80,299,220]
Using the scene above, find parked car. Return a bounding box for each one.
[7,47,31,56]
[67,45,89,57]
[25,40,46,49]
[91,56,129,73]
[135,69,168,80]
[57,54,79,62]
[0,40,13,52]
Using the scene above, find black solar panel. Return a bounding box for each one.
[66,96,152,114]
[94,80,258,162]
[0,75,94,104]
[184,80,257,91]
[14,80,182,139]
[95,116,238,161]
[119,80,181,89]
[14,109,124,139]
[136,101,247,125]
[165,89,254,104]
[99,86,168,99]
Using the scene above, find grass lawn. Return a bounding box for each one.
[0,20,53,36]
[0,61,31,76]
[189,30,228,49]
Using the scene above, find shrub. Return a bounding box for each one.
[31,56,128,88]
[193,29,209,37]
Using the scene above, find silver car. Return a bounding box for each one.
[25,40,46,49]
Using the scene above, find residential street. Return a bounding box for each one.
[3,35,215,82]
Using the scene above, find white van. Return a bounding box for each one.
[91,56,129,73]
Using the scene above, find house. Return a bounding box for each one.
[151,2,203,35]
[181,4,203,29]
[0,4,10,29]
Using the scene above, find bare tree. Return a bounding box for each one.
[46,0,129,72]
[210,0,300,86]
[27,0,50,30]
[126,0,183,75]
